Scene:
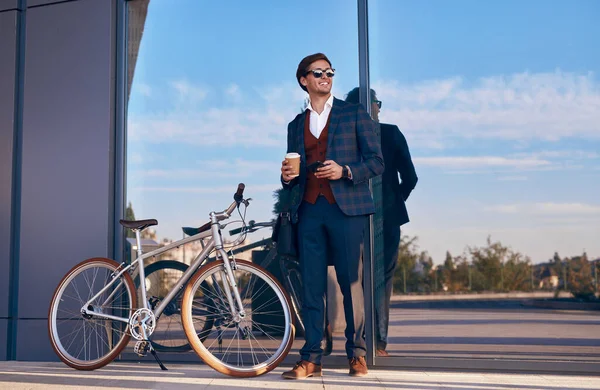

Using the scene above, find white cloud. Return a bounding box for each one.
[128,81,305,147]
[497,175,528,181]
[373,70,600,147]
[486,202,600,215]
[413,156,551,169]
[137,159,280,179]
[225,83,242,101]
[170,79,208,102]
[133,183,280,194]
[134,83,152,97]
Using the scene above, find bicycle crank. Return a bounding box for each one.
[129,308,156,340]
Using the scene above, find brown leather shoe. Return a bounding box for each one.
[281,360,322,379]
[376,349,390,357]
[349,356,368,377]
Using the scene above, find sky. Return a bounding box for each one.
[126,0,600,264]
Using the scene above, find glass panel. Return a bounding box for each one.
[126,0,360,361]
[369,0,600,363]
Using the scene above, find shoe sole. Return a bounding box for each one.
[282,371,323,379]
[349,372,368,377]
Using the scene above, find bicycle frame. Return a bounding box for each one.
[80,202,247,330]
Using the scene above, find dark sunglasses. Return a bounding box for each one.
[373,99,382,109]
[306,68,335,79]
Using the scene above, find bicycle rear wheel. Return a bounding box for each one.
[181,260,294,377]
[47,257,136,370]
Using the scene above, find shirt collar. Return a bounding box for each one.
[307,94,334,113]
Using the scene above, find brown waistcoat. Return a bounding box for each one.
[303,110,336,204]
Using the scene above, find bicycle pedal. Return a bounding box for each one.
[133,340,150,357]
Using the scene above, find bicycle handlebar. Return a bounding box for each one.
[229,220,274,235]
[216,183,246,221]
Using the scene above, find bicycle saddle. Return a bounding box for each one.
[182,222,211,236]
[119,219,158,230]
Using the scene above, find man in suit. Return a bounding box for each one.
[280,53,384,379]
[345,87,418,357]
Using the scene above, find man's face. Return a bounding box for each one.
[371,101,380,122]
[300,59,334,96]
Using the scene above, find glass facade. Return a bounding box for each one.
[125,0,600,369]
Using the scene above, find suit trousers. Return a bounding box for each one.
[297,196,367,364]
[375,222,401,350]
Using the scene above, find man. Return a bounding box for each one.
[345,87,418,357]
[280,53,384,379]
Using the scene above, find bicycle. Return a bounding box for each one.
[134,219,305,354]
[47,184,295,377]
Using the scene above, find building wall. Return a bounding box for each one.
[0,0,21,361]
[0,0,117,361]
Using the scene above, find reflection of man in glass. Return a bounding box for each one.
[280,53,384,379]
[346,88,418,357]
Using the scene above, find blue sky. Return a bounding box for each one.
[127,0,600,264]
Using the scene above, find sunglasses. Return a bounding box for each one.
[373,99,382,109]
[306,68,335,79]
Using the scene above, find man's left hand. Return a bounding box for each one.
[315,160,343,180]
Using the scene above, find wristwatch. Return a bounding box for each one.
[342,166,349,179]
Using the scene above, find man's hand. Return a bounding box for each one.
[315,160,343,180]
[281,160,297,182]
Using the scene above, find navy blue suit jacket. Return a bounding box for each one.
[380,123,417,227]
[283,98,384,221]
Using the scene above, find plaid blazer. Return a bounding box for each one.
[283,97,384,221]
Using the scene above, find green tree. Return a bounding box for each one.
[502,251,532,291]
[468,236,506,291]
[125,202,136,239]
[442,251,455,291]
[567,252,595,300]
[393,235,419,294]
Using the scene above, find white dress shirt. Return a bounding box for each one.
[306,94,334,139]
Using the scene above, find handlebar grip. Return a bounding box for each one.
[236,183,245,196]
[234,183,245,202]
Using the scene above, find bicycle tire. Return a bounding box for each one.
[181,259,295,377]
[48,257,137,370]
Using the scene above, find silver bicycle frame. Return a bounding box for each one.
[80,200,247,325]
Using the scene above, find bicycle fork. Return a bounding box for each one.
[217,248,246,321]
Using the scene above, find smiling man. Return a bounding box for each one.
[280,53,384,379]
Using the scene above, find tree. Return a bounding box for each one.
[442,251,455,291]
[393,235,419,294]
[468,236,506,291]
[124,202,156,240]
[567,252,595,300]
[125,202,136,239]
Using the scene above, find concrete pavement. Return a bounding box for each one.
[1,361,600,390]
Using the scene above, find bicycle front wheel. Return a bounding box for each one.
[181,259,294,377]
[47,257,137,370]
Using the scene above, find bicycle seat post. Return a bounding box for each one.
[134,229,149,308]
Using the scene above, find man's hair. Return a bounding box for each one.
[296,53,332,92]
[345,87,377,104]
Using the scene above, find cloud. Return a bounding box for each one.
[413,156,551,169]
[486,202,600,215]
[225,83,242,101]
[134,83,152,97]
[170,79,208,102]
[496,175,528,181]
[373,70,600,148]
[128,81,306,147]
[133,183,280,194]
[137,159,280,179]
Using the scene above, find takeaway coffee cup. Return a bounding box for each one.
[285,153,300,178]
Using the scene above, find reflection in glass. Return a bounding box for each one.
[368,0,600,363]
[125,0,359,360]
